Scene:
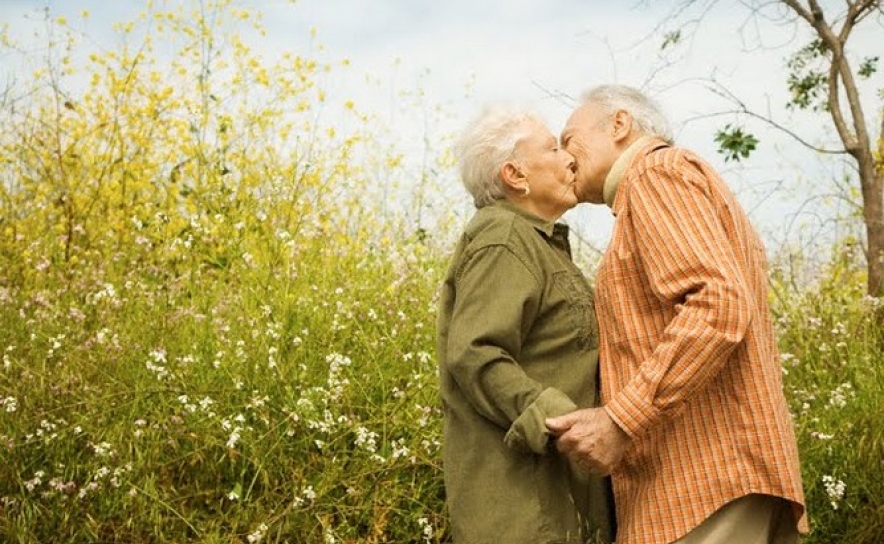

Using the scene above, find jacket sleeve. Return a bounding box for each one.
[605,156,753,439]
[446,244,577,454]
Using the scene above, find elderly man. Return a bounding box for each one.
[546,85,808,544]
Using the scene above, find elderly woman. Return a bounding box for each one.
[437,106,614,544]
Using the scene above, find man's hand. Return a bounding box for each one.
[546,407,631,476]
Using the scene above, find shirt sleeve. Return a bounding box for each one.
[446,244,577,454]
[605,156,753,439]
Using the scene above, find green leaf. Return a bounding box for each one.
[786,39,830,111]
[661,30,682,51]
[714,124,759,162]
[858,56,879,79]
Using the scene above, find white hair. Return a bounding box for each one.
[456,105,544,208]
[581,84,674,144]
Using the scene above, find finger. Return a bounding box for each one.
[545,412,578,432]
[555,431,588,456]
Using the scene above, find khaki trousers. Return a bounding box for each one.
[672,494,799,544]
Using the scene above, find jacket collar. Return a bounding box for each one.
[495,200,560,238]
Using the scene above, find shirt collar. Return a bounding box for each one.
[495,200,560,238]
[603,135,656,208]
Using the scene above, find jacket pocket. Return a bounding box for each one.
[551,269,598,352]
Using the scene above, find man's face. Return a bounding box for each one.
[560,103,618,204]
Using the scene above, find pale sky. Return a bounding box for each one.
[2,0,881,253]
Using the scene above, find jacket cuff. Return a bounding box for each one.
[504,388,578,455]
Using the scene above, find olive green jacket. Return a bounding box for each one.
[437,201,614,544]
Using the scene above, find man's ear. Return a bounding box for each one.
[611,109,634,143]
[500,161,526,191]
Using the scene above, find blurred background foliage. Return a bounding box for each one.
[0,1,881,543]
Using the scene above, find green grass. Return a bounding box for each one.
[2,221,883,543]
[771,252,884,544]
[0,231,448,543]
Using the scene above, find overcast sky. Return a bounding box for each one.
[2,0,881,251]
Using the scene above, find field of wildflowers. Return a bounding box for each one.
[1,2,882,543]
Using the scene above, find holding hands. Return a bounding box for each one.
[546,407,631,476]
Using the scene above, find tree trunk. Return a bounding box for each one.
[863,167,884,297]
[870,113,884,297]
[792,0,884,298]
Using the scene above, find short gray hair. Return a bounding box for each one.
[581,85,673,144]
[456,105,544,208]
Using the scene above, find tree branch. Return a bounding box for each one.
[825,53,859,153]
[850,0,880,25]
[780,0,815,23]
[782,1,865,155]
[695,78,847,155]
[806,0,827,23]
[685,108,845,155]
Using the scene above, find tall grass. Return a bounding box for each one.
[770,246,884,544]
[0,227,448,543]
[1,2,882,543]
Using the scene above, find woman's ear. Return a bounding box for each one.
[500,161,527,192]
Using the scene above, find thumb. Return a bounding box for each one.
[545,411,578,433]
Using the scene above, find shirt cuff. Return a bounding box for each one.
[604,381,660,439]
[504,388,578,455]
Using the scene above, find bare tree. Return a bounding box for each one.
[665,0,884,297]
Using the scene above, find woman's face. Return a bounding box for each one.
[511,119,578,220]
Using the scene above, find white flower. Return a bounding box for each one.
[354,426,378,453]
[1,396,17,413]
[92,441,114,457]
[418,516,433,543]
[302,485,316,501]
[24,471,45,492]
[390,438,410,460]
[246,523,268,543]
[226,427,242,449]
[822,474,846,510]
[827,382,855,409]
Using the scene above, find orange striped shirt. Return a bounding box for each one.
[596,139,807,544]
